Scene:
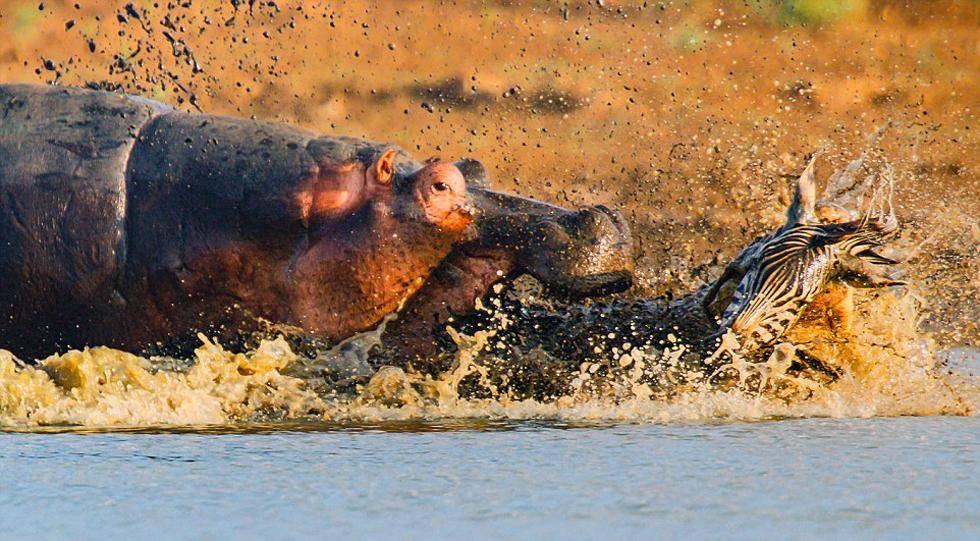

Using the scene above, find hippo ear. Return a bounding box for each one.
[454,158,491,188]
[370,149,398,187]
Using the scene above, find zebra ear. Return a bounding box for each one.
[823,122,891,208]
[787,153,819,225]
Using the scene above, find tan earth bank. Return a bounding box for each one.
[0,0,976,426]
[0,0,975,338]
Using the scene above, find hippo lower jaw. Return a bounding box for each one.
[462,186,635,290]
[542,271,634,298]
[454,202,634,300]
[518,205,635,297]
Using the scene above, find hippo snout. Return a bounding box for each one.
[522,204,634,297]
[464,186,634,298]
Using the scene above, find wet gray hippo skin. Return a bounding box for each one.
[0,84,634,360]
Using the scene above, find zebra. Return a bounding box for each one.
[707,150,902,351]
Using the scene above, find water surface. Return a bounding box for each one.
[2,417,977,540]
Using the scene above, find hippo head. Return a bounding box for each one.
[455,160,634,297]
[381,160,634,361]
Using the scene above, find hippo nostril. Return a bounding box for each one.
[540,220,572,245]
[605,209,632,238]
[579,208,612,232]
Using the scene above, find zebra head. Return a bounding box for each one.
[718,152,901,350]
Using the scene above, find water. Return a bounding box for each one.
[0,258,975,540]
[1,417,977,540]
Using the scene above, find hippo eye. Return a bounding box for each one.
[432,182,450,193]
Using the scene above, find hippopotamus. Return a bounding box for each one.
[0,83,633,360]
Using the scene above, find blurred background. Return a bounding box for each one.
[0,0,976,345]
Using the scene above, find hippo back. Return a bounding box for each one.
[124,111,413,245]
[0,84,166,352]
[0,84,486,358]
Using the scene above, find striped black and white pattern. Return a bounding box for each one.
[720,214,898,349]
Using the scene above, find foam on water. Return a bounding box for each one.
[0,286,973,429]
[0,336,322,427]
